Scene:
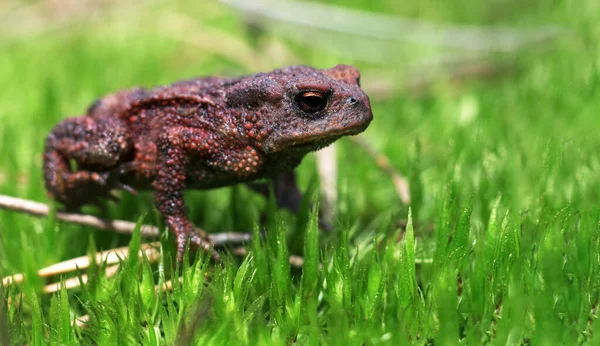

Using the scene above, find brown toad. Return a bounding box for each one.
[43,65,373,260]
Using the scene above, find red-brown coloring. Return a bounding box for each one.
[43,65,373,261]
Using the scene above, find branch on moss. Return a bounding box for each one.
[0,194,251,246]
[350,136,411,204]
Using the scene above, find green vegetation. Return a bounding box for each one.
[1,0,599,344]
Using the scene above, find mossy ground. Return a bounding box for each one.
[1,0,599,344]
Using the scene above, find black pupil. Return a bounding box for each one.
[297,92,326,112]
[303,96,323,109]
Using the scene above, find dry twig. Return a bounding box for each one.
[230,246,310,269]
[0,193,310,297]
[42,265,121,294]
[0,194,251,246]
[315,145,337,225]
[350,136,411,204]
[1,243,161,287]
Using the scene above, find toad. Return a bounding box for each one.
[43,65,373,260]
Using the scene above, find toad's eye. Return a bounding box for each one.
[295,91,327,113]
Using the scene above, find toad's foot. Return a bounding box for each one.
[166,216,220,262]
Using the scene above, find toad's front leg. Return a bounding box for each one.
[154,126,218,262]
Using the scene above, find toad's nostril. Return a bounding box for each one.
[348,97,358,105]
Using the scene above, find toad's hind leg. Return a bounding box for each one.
[43,116,132,210]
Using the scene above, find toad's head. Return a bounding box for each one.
[225,64,373,155]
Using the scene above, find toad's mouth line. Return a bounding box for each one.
[265,124,368,154]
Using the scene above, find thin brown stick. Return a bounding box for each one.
[3,243,308,294]
[2,243,161,287]
[350,136,411,204]
[0,194,159,236]
[316,145,337,225]
[231,246,310,268]
[1,193,309,304]
[0,194,308,281]
[0,194,251,246]
[5,264,121,309]
[43,265,121,294]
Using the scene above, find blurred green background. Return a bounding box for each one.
[1,0,599,344]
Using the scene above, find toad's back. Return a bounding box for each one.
[86,76,240,139]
